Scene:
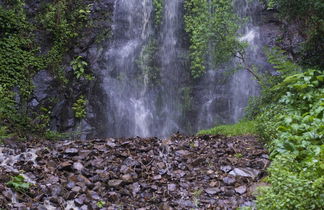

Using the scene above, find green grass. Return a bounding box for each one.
[197,120,257,136]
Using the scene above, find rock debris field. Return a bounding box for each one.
[0,134,269,209]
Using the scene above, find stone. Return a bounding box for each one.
[220,165,232,173]
[205,188,221,195]
[235,186,247,194]
[229,168,260,179]
[222,177,236,185]
[121,174,132,183]
[175,150,190,156]
[32,70,54,102]
[73,162,84,171]
[108,179,123,187]
[167,183,176,191]
[64,148,79,155]
[153,175,162,180]
[131,182,141,196]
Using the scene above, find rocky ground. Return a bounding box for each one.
[0,134,269,209]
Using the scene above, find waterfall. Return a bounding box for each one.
[230,0,265,122]
[95,0,266,138]
[99,0,155,137]
[196,0,265,129]
[158,0,189,136]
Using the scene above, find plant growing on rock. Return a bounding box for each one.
[153,0,164,27]
[71,56,94,80]
[6,175,31,192]
[72,95,87,119]
[184,0,243,78]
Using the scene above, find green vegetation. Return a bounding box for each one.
[197,120,257,136]
[0,0,95,140]
[72,95,87,119]
[235,47,324,209]
[255,65,324,209]
[152,0,164,27]
[71,56,94,80]
[96,201,106,208]
[6,175,31,192]
[184,0,243,78]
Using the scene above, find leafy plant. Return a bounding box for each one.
[253,51,324,208]
[256,154,324,209]
[71,56,94,80]
[6,175,31,192]
[96,200,106,208]
[152,0,164,27]
[72,95,87,119]
[184,0,242,78]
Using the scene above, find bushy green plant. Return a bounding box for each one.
[71,56,93,80]
[184,0,243,78]
[258,69,323,156]
[72,96,87,119]
[197,120,257,136]
[255,67,324,208]
[6,175,31,192]
[257,154,324,209]
[152,0,164,27]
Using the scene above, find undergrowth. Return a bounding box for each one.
[197,120,257,136]
[197,48,324,209]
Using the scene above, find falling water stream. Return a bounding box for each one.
[96,0,267,138]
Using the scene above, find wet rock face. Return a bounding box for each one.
[19,0,115,135]
[259,8,305,59]
[0,135,268,209]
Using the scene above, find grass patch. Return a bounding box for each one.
[197,120,257,136]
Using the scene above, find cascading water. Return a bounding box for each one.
[196,0,266,129]
[230,0,266,122]
[99,0,155,137]
[157,0,189,136]
[96,0,267,138]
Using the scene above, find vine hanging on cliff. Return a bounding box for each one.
[184,0,243,78]
[153,0,164,27]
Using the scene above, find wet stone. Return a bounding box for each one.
[205,188,221,195]
[229,168,260,179]
[121,174,132,183]
[235,186,247,194]
[223,177,236,185]
[73,162,84,171]
[167,183,176,191]
[108,179,123,187]
[220,165,232,173]
[72,186,82,192]
[175,150,190,156]
[64,148,79,155]
[66,181,76,189]
[153,175,162,180]
[0,134,268,209]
